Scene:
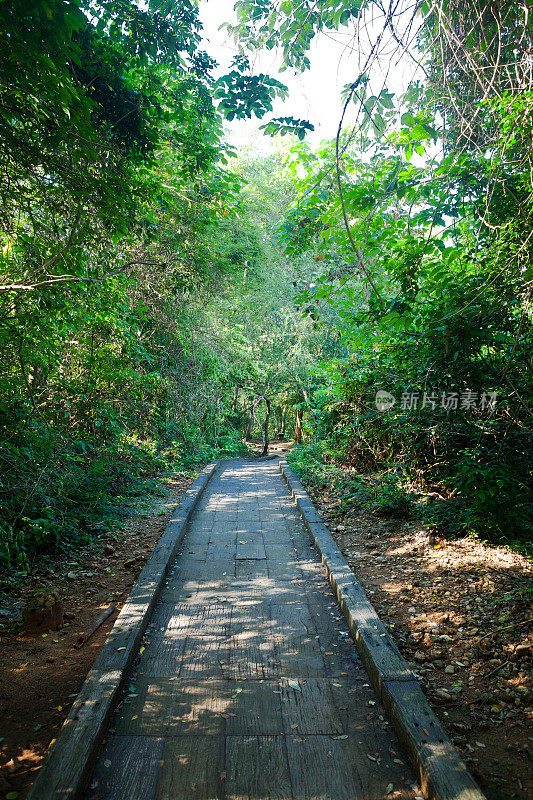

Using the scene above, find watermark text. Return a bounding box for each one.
[375,390,497,412]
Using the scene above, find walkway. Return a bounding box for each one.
[85,460,418,799]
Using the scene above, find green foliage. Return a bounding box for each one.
[0,2,288,572]
[3,0,533,572]
[260,117,315,140]
[287,444,415,519]
[231,1,533,546]
[230,0,367,70]
[214,57,288,120]
[286,442,332,485]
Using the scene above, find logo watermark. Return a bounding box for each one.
[375,390,498,412]
[375,390,396,411]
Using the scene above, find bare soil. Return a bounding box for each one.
[304,479,532,800]
[0,471,195,799]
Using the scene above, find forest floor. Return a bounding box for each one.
[0,470,196,799]
[1,449,531,800]
[302,476,533,800]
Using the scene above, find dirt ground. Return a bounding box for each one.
[303,479,532,800]
[0,471,195,799]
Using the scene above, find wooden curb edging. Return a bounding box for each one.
[27,461,218,800]
[279,458,487,800]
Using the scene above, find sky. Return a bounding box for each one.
[199,0,424,152]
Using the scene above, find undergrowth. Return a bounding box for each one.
[287,443,417,519]
[0,427,247,574]
[287,442,533,559]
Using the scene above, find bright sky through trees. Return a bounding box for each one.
[200,0,423,149]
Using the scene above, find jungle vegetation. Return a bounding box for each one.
[1,0,532,572]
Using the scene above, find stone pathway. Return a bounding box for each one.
[85,460,419,800]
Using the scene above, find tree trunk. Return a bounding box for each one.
[260,397,271,456]
[295,380,309,404]
[279,403,287,439]
[243,398,253,440]
[294,408,304,443]
[245,396,260,441]
[273,404,281,436]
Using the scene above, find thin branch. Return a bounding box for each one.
[0,260,165,294]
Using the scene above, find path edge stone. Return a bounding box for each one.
[27,461,218,800]
[279,457,487,800]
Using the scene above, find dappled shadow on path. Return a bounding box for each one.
[84,460,421,799]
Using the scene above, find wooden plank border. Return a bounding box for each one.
[27,461,218,800]
[279,458,486,800]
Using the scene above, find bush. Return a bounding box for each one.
[288,445,416,519]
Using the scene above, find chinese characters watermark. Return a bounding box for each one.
[375,390,498,412]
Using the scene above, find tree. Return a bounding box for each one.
[0,2,289,569]
[229,1,533,544]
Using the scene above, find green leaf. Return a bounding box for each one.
[412,124,430,139]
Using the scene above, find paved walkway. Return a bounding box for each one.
[85,460,418,800]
